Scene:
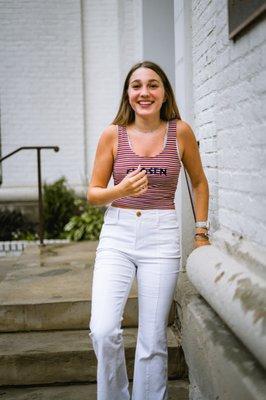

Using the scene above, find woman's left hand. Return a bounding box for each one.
[194,237,211,248]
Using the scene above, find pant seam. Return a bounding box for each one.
[144,229,162,400]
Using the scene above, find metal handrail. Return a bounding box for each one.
[0,146,60,245]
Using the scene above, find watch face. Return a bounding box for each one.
[196,221,209,228]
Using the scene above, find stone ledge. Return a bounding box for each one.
[181,293,266,400]
[212,227,266,276]
[186,243,266,368]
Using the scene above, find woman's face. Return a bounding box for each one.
[127,67,165,118]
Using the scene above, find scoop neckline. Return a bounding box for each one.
[125,121,170,159]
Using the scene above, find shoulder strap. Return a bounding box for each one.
[184,139,200,223]
[175,117,197,223]
[184,169,196,222]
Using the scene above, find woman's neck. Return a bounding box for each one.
[133,115,162,133]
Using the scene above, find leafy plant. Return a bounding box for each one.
[14,231,39,241]
[0,177,104,242]
[43,177,77,239]
[64,199,105,241]
[0,209,37,241]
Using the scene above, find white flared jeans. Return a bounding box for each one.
[89,206,181,400]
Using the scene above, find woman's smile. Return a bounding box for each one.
[138,100,154,108]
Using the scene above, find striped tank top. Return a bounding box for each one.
[111,119,182,210]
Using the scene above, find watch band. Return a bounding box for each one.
[195,221,210,229]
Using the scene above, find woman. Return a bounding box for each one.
[87,61,210,400]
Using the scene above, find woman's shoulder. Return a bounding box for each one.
[174,119,197,159]
[175,119,193,135]
[99,124,118,143]
[175,119,196,142]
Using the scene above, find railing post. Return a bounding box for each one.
[0,146,59,246]
[37,148,44,246]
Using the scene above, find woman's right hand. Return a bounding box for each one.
[118,165,148,197]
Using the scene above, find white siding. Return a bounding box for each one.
[0,0,85,198]
[191,0,266,247]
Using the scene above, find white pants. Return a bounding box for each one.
[89,206,181,400]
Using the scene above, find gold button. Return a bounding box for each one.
[136,210,142,217]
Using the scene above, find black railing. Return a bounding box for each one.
[0,146,59,245]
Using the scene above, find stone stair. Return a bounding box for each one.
[0,241,188,399]
[0,380,189,400]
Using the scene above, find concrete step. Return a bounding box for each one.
[0,326,185,387]
[0,379,189,399]
[0,242,175,332]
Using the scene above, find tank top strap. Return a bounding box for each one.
[117,124,124,141]
[168,119,177,139]
[116,124,130,156]
[163,119,176,150]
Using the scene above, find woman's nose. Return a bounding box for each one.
[140,86,149,96]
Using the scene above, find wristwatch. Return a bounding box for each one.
[195,221,210,229]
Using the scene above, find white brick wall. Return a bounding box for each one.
[0,0,85,198]
[80,0,142,181]
[191,0,218,228]
[0,0,142,200]
[82,0,120,182]
[79,0,142,184]
[192,0,266,247]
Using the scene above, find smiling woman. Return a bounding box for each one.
[87,60,210,400]
[128,72,165,118]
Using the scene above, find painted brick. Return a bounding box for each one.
[83,0,142,178]
[0,0,141,200]
[191,0,266,247]
[219,208,266,247]
[0,0,85,194]
[219,170,266,195]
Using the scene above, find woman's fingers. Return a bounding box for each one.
[127,165,143,177]
[119,165,149,197]
[132,174,148,189]
[129,169,147,183]
[132,183,148,197]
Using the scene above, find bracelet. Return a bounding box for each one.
[194,232,209,240]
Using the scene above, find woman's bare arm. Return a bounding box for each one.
[177,120,210,246]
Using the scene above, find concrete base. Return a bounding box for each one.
[0,327,182,386]
[0,242,175,331]
[175,272,266,400]
[0,380,189,400]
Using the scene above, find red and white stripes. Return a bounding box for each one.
[111,119,182,210]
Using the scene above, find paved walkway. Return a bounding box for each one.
[0,241,188,399]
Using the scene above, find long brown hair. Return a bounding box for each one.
[112,61,181,125]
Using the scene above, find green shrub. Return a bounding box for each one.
[0,177,104,242]
[64,199,105,241]
[43,177,77,239]
[0,209,37,241]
